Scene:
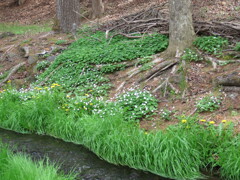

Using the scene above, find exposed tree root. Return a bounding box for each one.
[152,64,179,96]
[138,58,179,83]
[0,62,26,87]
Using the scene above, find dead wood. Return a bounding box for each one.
[138,58,179,83]
[99,4,240,41]
[0,62,26,87]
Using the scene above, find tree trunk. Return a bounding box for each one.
[167,0,195,57]
[56,0,81,33]
[92,0,104,19]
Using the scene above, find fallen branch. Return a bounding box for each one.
[0,62,26,87]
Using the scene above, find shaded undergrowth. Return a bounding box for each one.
[36,32,168,96]
[0,89,239,180]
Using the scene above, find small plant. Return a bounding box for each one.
[36,61,51,71]
[160,108,174,121]
[234,42,240,51]
[117,89,158,121]
[196,95,222,112]
[55,39,67,45]
[139,62,154,71]
[194,36,228,55]
[137,56,152,65]
[100,64,125,73]
[181,48,203,62]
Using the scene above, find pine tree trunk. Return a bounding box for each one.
[56,0,81,33]
[167,0,195,57]
[92,0,104,19]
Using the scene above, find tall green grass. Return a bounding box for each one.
[0,23,51,35]
[0,143,75,180]
[0,89,238,179]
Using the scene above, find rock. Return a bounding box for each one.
[46,55,56,62]
[21,46,30,58]
[215,71,240,87]
[0,32,15,39]
[27,55,38,65]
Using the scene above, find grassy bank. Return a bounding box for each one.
[0,88,239,180]
[0,23,51,34]
[0,143,75,180]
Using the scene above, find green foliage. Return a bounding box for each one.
[100,64,126,73]
[55,40,67,45]
[117,89,158,121]
[196,95,222,112]
[160,108,174,121]
[0,23,51,35]
[194,36,228,54]
[36,32,168,96]
[0,71,9,80]
[137,56,152,65]
[139,62,154,71]
[0,88,240,179]
[181,48,203,62]
[0,89,203,179]
[234,42,240,51]
[0,143,75,180]
[218,135,240,180]
[36,61,51,71]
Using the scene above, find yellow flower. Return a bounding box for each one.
[90,103,93,106]
[65,109,69,111]
[66,95,70,98]
[181,119,187,123]
[89,90,93,92]
[186,126,190,129]
[7,80,11,83]
[44,87,49,89]
[84,107,87,110]
[85,94,89,96]
[209,121,215,124]
[222,120,227,123]
[144,132,148,135]
[200,119,206,122]
[51,85,55,88]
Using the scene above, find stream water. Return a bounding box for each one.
[0,128,168,180]
[0,128,220,180]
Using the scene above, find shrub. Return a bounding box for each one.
[181,48,203,62]
[117,89,158,121]
[194,36,228,54]
[36,61,51,71]
[55,40,67,45]
[234,42,240,51]
[196,95,221,112]
[160,108,174,121]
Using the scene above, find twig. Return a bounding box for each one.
[0,62,26,87]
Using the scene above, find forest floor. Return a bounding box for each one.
[0,0,240,132]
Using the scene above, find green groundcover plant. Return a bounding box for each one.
[36,32,168,96]
[0,143,75,180]
[0,88,239,180]
[193,36,228,55]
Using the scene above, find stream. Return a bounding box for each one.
[0,128,167,180]
[0,128,220,180]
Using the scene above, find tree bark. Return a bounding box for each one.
[92,0,104,19]
[56,0,81,33]
[167,0,195,57]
